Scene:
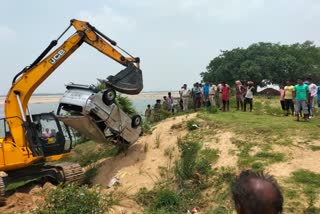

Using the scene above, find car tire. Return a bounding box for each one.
[131,115,142,128]
[102,89,116,105]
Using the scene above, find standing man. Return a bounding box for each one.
[145,104,152,119]
[216,81,223,109]
[284,80,295,116]
[293,78,309,121]
[308,78,317,118]
[203,81,210,107]
[178,86,184,110]
[192,82,202,111]
[279,85,285,111]
[244,81,255,112]
[209,83,217,107]
[167,92,174,113]
[235,80,246,111]
[180,84,190,111]
[221,82,230,112]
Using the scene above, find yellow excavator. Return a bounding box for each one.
[0,19,143,204]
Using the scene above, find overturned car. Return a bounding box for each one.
[57,83,142,145]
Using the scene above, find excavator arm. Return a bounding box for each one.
[4,19,143,151]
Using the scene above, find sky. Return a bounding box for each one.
[0,0,320,95]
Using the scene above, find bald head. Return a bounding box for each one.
[232,170,283,214]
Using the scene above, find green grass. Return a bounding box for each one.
[285,170,320,212]
[199,111,320,140]
[291,169,320,187]
[232,140,285,170]
[186,119,200,131]
[310,145,320,151]
[136,97,320,213]
[63,141,119,167]
[33,184,116,214]
[6,179,38,191]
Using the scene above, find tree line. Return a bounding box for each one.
[201,41,320,87]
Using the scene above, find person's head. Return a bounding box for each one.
[147,104,151,108]
[222,81,226,86]
[297,78,303,85]
[232,170,283,214]
[235,80,242,85]
[205,81,209,85]
[247,81,254,86]
[163,96,167,100]
[286,80,291,86]
[168,92,172,97]
[183,84,187,89]
[307,78,312,84]
[156,99,161,104]
[195,82,199,87]
[280,85,284,89]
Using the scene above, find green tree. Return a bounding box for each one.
[202,41,320,86]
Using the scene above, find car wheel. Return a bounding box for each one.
[102,89,116,105]
[131,115,142,128]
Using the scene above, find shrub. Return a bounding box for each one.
[116,95,137,116]
[33,184,113,214]
[196,148,219,177]
[207,106,218,114]
[136,188,180,214]
[72,145,119,167]
[176,141,201,181]
[142,119,154,135]
[186,119,200,131]
[153,189,180,212]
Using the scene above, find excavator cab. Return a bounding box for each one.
[25,112,73,157]
[103,62,143,95]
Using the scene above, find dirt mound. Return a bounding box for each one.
[205,131,237,168]
[94,113,196,196]
[0,182,54,213]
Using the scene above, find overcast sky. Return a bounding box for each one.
[0,0,319,95]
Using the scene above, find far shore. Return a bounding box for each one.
[0,92,180,105]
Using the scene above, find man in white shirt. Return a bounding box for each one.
[179,84,191,111]
[244,81,255,112]
[209,83,217,106]
[308,78,317,118]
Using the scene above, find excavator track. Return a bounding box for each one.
[55,162,84,184]
[0,177,5,206]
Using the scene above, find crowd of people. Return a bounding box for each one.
[177,81,256,112]
[145,77,320,122]
[279,78,319,121]
[145,80,257,120]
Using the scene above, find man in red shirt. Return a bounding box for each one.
[221,81,230,112]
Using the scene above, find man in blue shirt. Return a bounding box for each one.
[203,81,210,107]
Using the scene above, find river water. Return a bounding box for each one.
[0,98,158,118]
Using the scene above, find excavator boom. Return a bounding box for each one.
[0,19,143,204]
[5,19,143,152]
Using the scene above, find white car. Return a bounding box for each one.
[57,83,142,145]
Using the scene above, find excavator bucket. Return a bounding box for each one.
[103,63,143,95]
